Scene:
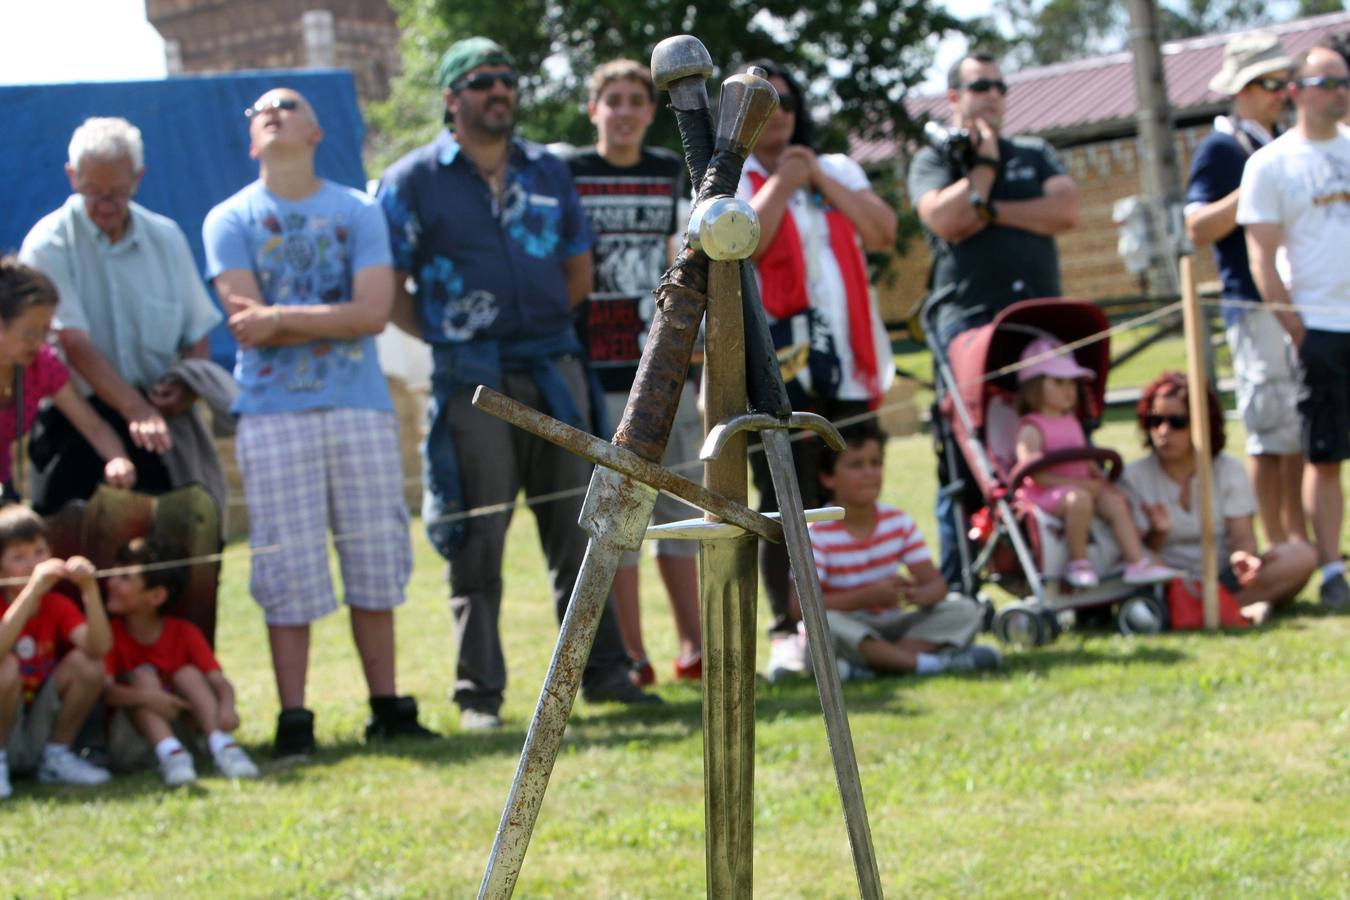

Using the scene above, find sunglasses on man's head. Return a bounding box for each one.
[245,97,299,119]
[963,79,1008,95]
[1295,75,1350,90]
[455,71,519,92]
[1249,76,1289,92]
[1144,413,1190,430]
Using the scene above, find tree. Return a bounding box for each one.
[366,0,970,173]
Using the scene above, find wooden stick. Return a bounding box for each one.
[1179,254,1220,629]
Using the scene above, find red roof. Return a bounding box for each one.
[853,11,1350,162]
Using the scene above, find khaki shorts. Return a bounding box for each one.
[605,382,703,564]
[1226,305,1302,456]
[4,678,61,774]
[827,594,983,666]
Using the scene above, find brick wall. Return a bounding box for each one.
[875,125,1220,324]
[146,0,401,103]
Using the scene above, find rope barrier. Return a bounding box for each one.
[13,294,1307,584]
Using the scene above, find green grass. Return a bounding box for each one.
[3,425,1348,897]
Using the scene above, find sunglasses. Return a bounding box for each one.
[76,183,135,204]
[1294,76,1350,90]
[456,71,519,92]
[963,79,1008,95]
[1249,76,1289,92]
[1144,413,1190,430]
[245,97,299,119]
[777,93,799,114]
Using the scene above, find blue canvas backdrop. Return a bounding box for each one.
[0,69,368,367]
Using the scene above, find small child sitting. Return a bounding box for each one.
[802,421,1002,679]
[1013,336,1178,589]
[0,505,113,798]
[102,538,258,786]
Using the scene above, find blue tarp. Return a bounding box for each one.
[0,69,368,368]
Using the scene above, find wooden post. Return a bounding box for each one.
[1179,255,1220,629]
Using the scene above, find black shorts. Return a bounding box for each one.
[1297,329,1350,464]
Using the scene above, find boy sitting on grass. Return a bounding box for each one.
[0,505,112,798]
[803,422,1002,680]
[102,538,258,786]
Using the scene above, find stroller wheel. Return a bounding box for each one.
[994,604,1046,648]
[1040,607,1064,641]
[976,592,997,632]
[1117,594,1166,636]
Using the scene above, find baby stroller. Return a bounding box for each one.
[926,297,1166,647]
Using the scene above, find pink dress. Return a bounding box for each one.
[0,345,69,484]
[1016,411,1096,514]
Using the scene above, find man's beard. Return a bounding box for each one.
[470,100,515,137]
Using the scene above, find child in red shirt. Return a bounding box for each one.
[0,505,112,798]
[103,538,257,785]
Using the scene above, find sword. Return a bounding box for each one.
[475,60,777,900]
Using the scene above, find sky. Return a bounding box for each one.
[0,0,987,90]
[0,0,167,85]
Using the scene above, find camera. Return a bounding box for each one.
[923,121,979,168]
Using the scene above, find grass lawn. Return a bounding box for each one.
[4,419,1349,896]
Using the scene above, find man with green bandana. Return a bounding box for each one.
[377,37,659,731]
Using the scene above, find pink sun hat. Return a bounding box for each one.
[1016,335,1096,383]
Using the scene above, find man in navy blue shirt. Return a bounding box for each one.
[1185,32,1304,548]
[377,37,658,730]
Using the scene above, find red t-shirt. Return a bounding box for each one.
[0,345,69,484]
[105,616,220,686]
[1,590,85,704]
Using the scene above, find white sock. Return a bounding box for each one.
[1321,561,1345,582]
[42,743,70,760]
[915,653,945,675]
[154,737,185,764]
[207,730,234,757]
[0,749,8,766]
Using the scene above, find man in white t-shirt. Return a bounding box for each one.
[1238,45,1350,611]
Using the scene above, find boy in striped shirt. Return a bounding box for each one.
[804,422,1002,679]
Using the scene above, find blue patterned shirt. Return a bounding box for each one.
[376,131,593,344]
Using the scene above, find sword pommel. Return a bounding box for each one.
[713,70,778,158]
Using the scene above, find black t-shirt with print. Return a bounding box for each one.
[566,146,683,392]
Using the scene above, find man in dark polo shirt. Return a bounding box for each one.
[907,49,1081,585]
[377,37,658,730]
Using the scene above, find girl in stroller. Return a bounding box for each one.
[1013,336,1179,589]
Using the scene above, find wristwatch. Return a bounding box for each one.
[969,190,996,225]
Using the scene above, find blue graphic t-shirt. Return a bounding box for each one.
[203,180,394,416]
[376,131,593,344]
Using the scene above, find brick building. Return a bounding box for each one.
[145,0,402,104]
[862,11,1350,324]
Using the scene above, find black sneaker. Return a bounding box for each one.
[365,695,439,741]
[273,707,316,760]
[582,674,663,706]
[1320,573,1350,612]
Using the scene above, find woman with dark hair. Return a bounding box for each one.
[735,60,899,677]
[1119,371,1315,623]
[0,257,135,501]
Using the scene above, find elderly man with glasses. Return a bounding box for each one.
[1239,44,1350,612]
[376,37,658,732]
[1185,32,1304,559]
[907,49,1082,588]
[19,117,222,513]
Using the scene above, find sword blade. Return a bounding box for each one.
[477,532,636,900]
[760,430,884,899]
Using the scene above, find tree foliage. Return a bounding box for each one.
[366,0,969,173]
[973,0,1346,70]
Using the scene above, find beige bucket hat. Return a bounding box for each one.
[1209,31,1292,96]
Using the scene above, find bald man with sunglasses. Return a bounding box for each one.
[907,50,1081,587]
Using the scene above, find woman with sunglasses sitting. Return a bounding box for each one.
[1120,371,1316,624]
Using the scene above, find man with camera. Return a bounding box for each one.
[908,50,1081,586]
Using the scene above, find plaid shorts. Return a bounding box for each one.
[237,408,412,626]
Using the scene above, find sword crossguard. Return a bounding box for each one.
[699,412,846,462]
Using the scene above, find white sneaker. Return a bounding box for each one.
[38,747,111,786]
[0,757,11,799]
[213,743,260,779]
[460,708,503,731]
[766,630,808,682]
[939,644,1004,673]
[160,748,197,787]
[836,658,877,682]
